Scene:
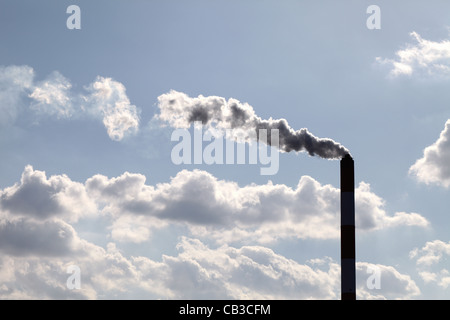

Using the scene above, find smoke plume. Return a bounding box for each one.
[157,90,349,159]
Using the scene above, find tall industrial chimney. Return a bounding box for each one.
[340,154,355,300]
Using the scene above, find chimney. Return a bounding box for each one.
[340,154,356,300]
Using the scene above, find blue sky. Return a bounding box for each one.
[1,0,450,299]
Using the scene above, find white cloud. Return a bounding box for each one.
[85,168,428,244]
[356,262,421,300]
[355,182,427,229]
[410,240,450,289]
[0,210,147,299]
[0,167,429,299]
[0,65,140,141]
[385,212,430,228]
[0,234,339,299]
[0,166,428,246]
[109,216,153,243]
[29,71,73,119]
[377,32,450,78]
[410,240,450,266]
[0,233,337,299]
[0,218,82,257]
[0,165,96,222]
[409,120,450,188]
[0,239,124,299]
[83,76,140,141]
[160,237,340,299]
[0,65,34,89]
[419,269,450,289]
[418,271,438,284]
[0,227,421,299]
[357,181,429,229]
[0,256,93,299]
[0,65,34,125]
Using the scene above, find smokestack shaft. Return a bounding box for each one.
[340,154,356,300]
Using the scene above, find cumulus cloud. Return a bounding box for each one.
[356,182,429,229]
[0,218,82,257]
[0,64,139,141]
[0,165,96,222]
[377,32,450,78]
[418,270,450,289]
[0,166,429,299]
[0,237,127,299]
[0,256,93,299]
[0,228,421,299]
[410,240,450,289]
[410,240,450,266]
[356,262,421,300]
[0,166,428,246]
[0,208,144,299]
[86,168,428,244]
[409,120,450,188]
[0,224,341,299]
[109,215,154,243]
[160,237,340,299]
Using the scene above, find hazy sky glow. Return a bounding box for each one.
[1,1,450,299]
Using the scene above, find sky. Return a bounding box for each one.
[1,0,450,299]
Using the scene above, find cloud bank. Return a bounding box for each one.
[0,230,419,299]
[0,166,429,245]
[0,166,427,299]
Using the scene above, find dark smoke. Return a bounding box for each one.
[157,90,349,159]
[255,119,349,159]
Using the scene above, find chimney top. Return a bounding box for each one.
[342,153,353,161]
